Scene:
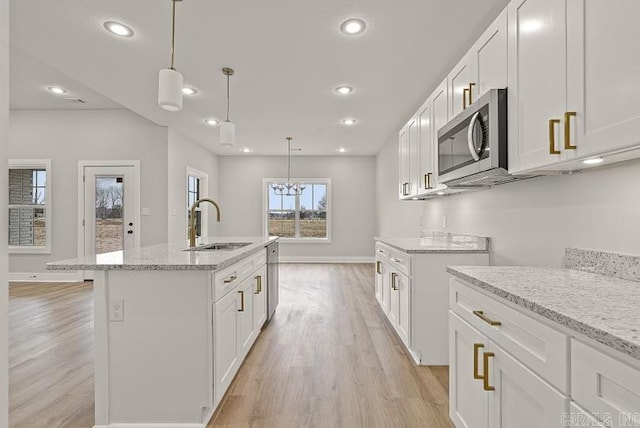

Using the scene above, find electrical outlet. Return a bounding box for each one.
[442,215,448,229]
[110,299,124,321]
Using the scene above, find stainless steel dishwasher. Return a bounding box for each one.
[266,241,279,321]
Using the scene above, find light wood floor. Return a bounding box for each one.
[9,281,94,428]
[209,264,452,428]
[8,264,452,428]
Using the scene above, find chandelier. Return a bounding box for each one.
[271,137,305,196]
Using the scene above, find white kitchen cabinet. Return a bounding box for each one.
[509,0,640,174]
[252,266,267,332]
[449,8,507,120]
[237,275,255,360]
[213,283,240,406]
[430,77,449,189]
[375,239,489,365]
[417,98,435,194]
[398,116,419,199]
[398,125,409,199]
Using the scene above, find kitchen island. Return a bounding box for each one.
[47,236,278,428]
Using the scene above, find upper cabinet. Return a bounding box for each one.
[449,9,508,119]
[398,116,419,198]
[508,0,640,174]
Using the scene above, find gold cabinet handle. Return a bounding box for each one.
[564,111,577,149]
[549,119,561,154]
[424,172,433,190]
[224,274,237,284]
[391,272,398,290]
[238,290,245,312]
[483,352,495,391]
[473,343,485,380]
[255,275,261,294]
[463,88,469,110]
[468,83,476,105]
[376,261,382,274]
[473,310,502,326]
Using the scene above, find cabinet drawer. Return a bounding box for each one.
[449,278,569,394]
[571,339,640,427]
[212,250,266,302]
[375,242,411,276]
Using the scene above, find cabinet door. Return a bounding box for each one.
[381,263,391,314]
[507,0,567,174]
[407,115,420,197]
[471,8,508,98]
[237,277,255,360]
[214,288,239,405]
[396,272,411,347]
[567,0,640,159]
[417,98,435,194]
[449,53,476,119]
[252,266,267,332]
[488,343,568,428]
[374,260,384,307]
[387,271,399,328]
[398,126,410,199]
[431,78,448,187]
[449,312,489,428]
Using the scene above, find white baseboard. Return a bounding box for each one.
[9,271,85,282]
[279,256,374,263]
[94,424,206,428]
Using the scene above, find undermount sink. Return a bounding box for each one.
[184,242,252,251]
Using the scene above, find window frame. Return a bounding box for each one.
[262,178,331,243]
[186,166,209,239]
[8,159,52,254]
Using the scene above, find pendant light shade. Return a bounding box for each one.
[220,120,236,147]
[158,0,184,112]
[158,68,184,111]
[220,67,235,146]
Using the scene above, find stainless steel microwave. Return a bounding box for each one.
[437,88,510,187]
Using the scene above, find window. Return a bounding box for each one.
[264,178,330,242]
[8,159,52,253]
[186,167,208,239]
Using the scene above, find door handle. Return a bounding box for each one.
[224,274,237,284]
[483,352,495,391]
[564,111,577,149]
[473,343,485,380]
[376,261,382,274]
[237,290,245,312]
[391,272,398,290]
[255,275,262,294]
[468,83,475,105]
[467,111,482,161]
[473,310,502,326]
[424,172,433,189]
[463,88,469,110]
[549,119,561,154]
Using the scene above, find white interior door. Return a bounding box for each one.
[82,165,139,268]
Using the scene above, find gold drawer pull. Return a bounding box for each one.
[474,343,485,380]
[255,275,262,294]
[391,257,403,263]
[224,274,237,284]
[424,172,433,189]
[463,88,469,110]
[473,310,502,326]
[238,290,245,312]
[564,111,577,149]
[391,272,398,291]
[483,352,495,391]
[549,119,561,154]
[468,83,476,105]
[376,261,382,274]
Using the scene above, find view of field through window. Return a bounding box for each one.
[95,176,124,254]
[268,183,327,238]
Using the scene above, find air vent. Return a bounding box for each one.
[64,97,87,104]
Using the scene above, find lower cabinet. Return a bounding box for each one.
[212,252,267,407]
[449,311,568,428]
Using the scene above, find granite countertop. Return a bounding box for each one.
[375,232,490,254]
[447,265,640,362]
[46,236,279,271]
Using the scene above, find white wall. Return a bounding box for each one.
[376,137,640,267]
[0,0,9,423]
[167,129,220,243]
[8,109,169,273]
[218,155,376,261]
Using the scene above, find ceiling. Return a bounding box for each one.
[10,0,509,155]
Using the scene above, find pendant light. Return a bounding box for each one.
[220,67,236,147]
[158,0,184,112]
[271,137,306,196]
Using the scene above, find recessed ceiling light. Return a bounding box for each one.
[340,18,366,35]
[182,87,198,96]
[242,147,253,153]
[204,118,219,126]
[583,157,604,165]
[342,118,357,126]
[47,86,67,95]
[103,21,134,37]
[335,86,353,95]
[337,147,349,153]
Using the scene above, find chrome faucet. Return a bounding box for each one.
[189,198,221,248]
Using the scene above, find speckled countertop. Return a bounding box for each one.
[447,265,640,361]
[375,232,490,253]
[46,236,278,271]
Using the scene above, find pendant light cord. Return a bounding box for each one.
[287,137,292,183]
[170,0,177,69]
[226,73,230,121]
